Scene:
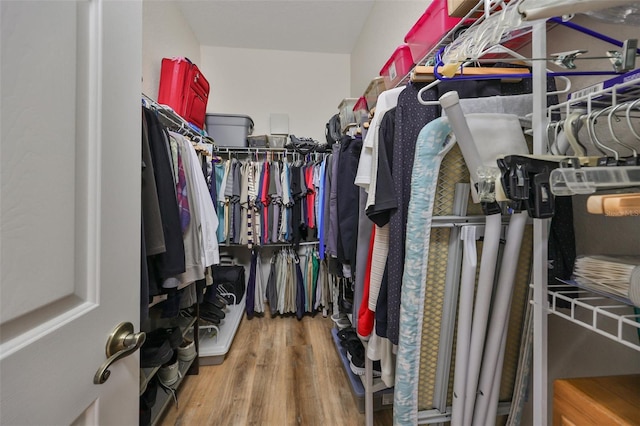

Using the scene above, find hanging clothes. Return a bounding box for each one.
[142,108,186,293]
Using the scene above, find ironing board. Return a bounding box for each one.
[394,124,533,424]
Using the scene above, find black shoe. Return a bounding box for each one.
[337,327,358,344]
[199,311,221,325]
[204,286,229,308]
[140,375,158,408]
[288,135,318,154]
[200,302,226,320]
[144,326,182,350]
[343,339,365,376]
[203,295,227,310]
[140,339,174,368]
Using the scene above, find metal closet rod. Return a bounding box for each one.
[219,241,319,248]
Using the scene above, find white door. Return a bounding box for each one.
[1,1,142,424]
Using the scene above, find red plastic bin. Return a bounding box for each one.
[404,0,463,64]
[353,96,369,126]
[379,45,414,89]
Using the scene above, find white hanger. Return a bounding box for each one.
[625,98,640,141]
[607,103,638,157]
[417,44,571,106]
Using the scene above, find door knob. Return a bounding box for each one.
[94,322,146,384]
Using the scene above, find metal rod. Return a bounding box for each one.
[470,55,640,63]
[532,20,550,426]
[550,17,640,54]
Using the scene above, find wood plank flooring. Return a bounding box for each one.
[158,314,393,426]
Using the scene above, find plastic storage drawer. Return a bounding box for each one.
[338,98,358,132]
[364,76,386,110]
[404,0,463,63]
[379,45,414,89]
[353,96,369,126]
[205,114,254,147]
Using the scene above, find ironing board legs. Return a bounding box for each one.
[462,213,502,425]
[451,226,480,426]
[486,324,509,425]
[472,211,528,426]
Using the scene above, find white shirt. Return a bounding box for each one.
[354,87,404,198]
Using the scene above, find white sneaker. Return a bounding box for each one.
[177,338,196,362]
[331,313,351,329]
[158,357,180,387]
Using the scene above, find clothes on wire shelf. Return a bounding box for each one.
[141,106,221,323]
[241,246,334,320]
[212,154,330,247]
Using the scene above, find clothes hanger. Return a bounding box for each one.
[433,46,620,81]
[546,120,564,154]
[586,192,640,215]
[563,111,588,157]
[626,98,640,141]
[411,64,530,82]
[417,44,572,106]
[586,107,620,162]
[606,103,638,161]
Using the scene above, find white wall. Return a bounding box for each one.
[142,0,201,99]
[199,46,350,142]
[350,0,427,97]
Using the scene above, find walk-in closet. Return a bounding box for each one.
[2,1,640,425]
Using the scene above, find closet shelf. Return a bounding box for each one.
[142,92,214,146]
[548,76,640,117]
[141,313,198,395]
[330,328,394,413]
[394,0,537,89]
[150,357,198,426]
[546,284,640,352]
[558,279,639,308]
[394,0,489,88]
[198,294,246,365]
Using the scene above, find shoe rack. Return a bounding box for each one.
[140,299,200,426]
[198,292,246,366]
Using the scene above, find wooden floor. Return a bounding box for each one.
[158,314,393,426]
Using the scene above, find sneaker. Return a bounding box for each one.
[342,339,366,376]
[140,375,158,408]
[139,369,147,395]
[200,301,226,320]
[177,338,196,362]
[145,326,182,350]
[199,310,221,325]
[158,353,181,387]
[337,327,358,343]
[140,339,174,368]
[331,313,351,330]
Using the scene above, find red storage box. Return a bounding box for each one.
[158,57,210,130]
[404,0,463,64]
[353,96,369,126]
[379,45,414,89]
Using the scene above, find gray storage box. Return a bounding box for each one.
[205,113,254,147]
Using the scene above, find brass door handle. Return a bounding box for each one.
[94,322,146,384]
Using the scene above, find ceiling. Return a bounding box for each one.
[176,0,377,54]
